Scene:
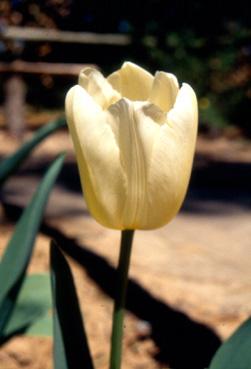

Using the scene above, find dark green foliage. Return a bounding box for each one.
[0,118,66,186]
[3,274,52,340]
[138,25,250,132]
[50,241,94,369]
[209,317,251,369]
[0,154,64,342]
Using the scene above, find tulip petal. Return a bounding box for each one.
[144,128,184,228]
[143,84,198,229]
[78,67,121,109]
[65,85,126,229]
[149,71,179,113]
[66,63,198,231]
[107,99,161,229]
[167,83,198,140]
[107,62,154,101]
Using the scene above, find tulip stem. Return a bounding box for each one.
[109,229,134,369]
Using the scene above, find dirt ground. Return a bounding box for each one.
[0,125,251,369]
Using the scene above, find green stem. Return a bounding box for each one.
[109,229,135,369]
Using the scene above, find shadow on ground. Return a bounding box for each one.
[2,148,249,367]
[183,154,251,214]
[2,151,251,215]
[3,202,221,369]
[45,224,222,369]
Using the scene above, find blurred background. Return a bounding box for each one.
[0,0,250,135]
[0,2,251,369]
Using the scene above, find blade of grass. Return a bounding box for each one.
[0,154,65,337]
[0,117,66,186]
[50,240,94,369]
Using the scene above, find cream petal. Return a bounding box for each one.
[141,84,198,229]
[107,99,161,229]
[145,125,196,229]
[167,83,198,149]
[65,85,126,229]
[148,71,179,113]
[107,62,154,101]
[78,67,121,109]
[142,103,167,125]
[66,64,198,230]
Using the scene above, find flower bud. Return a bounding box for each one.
[65,62,198,230]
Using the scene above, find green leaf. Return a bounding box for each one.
[0,117,66,186]
[209,317,251,369]
[3,274,52,339]
[50,241,94,369]
[0,154,65,337]
[26,313,52,337]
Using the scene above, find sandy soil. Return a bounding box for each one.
[0,127,251,369]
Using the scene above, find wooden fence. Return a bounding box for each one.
[0,26,130,137]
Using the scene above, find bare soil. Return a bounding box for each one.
[0,126,251,369]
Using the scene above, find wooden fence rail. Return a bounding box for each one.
[0,26,131,45]
[0,26,129,137]
[0,61,96,76]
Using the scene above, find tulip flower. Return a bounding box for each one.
[65,62,198,369]
[65,62,198,230]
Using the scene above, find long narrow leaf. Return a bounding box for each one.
[0,117,66,186]
[209,317,251,369]
[25,313,52,337]
[0,154,65,337]
[3,274,52,340]
[50,241,94,369]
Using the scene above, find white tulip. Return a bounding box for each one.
[65,62,198,230]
